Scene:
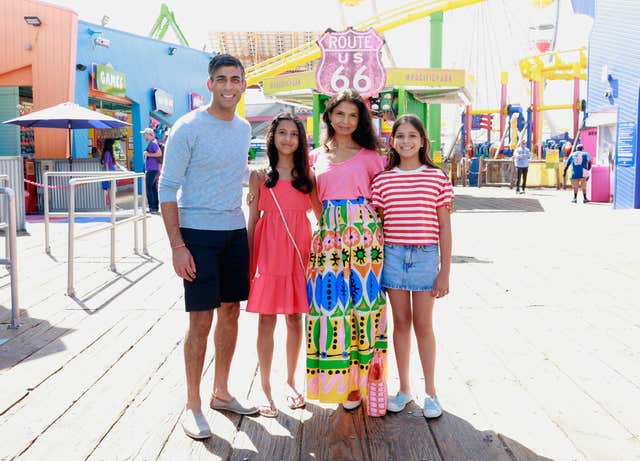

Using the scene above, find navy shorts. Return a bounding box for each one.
[381,244,440,291]
[181,228,249,312]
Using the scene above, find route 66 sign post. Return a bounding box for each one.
[316,28,386,98]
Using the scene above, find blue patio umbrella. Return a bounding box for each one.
[2,101,130,163]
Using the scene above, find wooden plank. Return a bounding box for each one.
[361,305,443,461]
[436,307,576,461]
[16,308,185,460]
[494,308,640,459]
[418,297,513,461]
[0,257,174,413]
[462,306,638,460]
[300,404,368,461]
[0,308,149,459]
[230,317,305,461]
[363,403,442,461]
[158,310,260,461]
[86,333,186,461]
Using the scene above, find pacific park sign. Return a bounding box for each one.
[316,28,386,98]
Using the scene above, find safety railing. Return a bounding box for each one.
[478,158,564,188]
[42,171,149,296]
[0,178,20,329]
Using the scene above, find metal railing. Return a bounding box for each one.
[42,171,149,296]
[0,178,20,329]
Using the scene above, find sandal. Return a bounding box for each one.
[286,394,306,410]
[258,401,279,418]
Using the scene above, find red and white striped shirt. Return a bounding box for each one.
[370,166,453,246]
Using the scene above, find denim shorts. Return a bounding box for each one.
[381,244,440,291]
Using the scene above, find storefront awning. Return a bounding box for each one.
[262,68,471,108]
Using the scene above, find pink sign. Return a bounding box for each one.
[316,28,386,98]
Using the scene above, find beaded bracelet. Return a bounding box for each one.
[172,243,186,250]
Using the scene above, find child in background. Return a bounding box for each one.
[246,113,314,417]
[370,114,453,418]
[100,138,116,208]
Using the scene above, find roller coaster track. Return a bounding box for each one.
[245,0,486,86]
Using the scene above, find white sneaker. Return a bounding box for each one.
[423,395,443,418]
[181,409,212,439]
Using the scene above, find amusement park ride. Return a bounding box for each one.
[152,0,587,159]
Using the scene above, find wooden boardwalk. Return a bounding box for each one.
[1,187,639,461]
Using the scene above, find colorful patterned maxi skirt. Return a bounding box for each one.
[306,197,387,403]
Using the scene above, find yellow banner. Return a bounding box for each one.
[263,71,317,94]
[386,68,465,87]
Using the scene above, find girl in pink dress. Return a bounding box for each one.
[246,113,315,417]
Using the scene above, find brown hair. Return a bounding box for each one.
[386,114,439,170]
[264,113,312,193]
[322,89,378,151]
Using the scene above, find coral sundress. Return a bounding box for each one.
[246,179,312,315]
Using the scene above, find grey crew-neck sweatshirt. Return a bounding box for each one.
[158,107,251,230]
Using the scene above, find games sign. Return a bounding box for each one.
[316,28,386,98]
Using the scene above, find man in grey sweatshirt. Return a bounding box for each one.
[159,54,256,440]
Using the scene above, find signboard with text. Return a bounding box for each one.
[616,122,637,167]
[316,28,386,98]
[93,64,126,97]
[153,88,174,115]
[385,68,465,87]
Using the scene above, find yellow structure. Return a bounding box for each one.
[245,0,487,86]
[519,47,587,82]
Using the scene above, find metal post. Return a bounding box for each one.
[133,176,139,255]
[312,93,322,149]
[4,194,9,263]
[428,11,443,153]
[44,173,51,254]
[110,180,116,271]
[141,175,148,255]
[0,188,20,329]
[67,183,76,296]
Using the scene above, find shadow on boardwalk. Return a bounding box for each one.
[454,194,545,213]
[0,306,72,371]
[176,402,554,461]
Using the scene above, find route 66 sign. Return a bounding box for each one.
[316,28,386,98]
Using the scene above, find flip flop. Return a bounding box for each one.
[286,394,306,410]
[210,396,258,415]
[258,401,279,418]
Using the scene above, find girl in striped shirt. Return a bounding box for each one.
[370,114,453,418]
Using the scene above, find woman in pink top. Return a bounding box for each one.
[306,89,387,408]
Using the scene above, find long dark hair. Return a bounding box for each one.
[385,114,439,170]
[322,89,378,151]
[264,113,313,194]
[100,138,115,165]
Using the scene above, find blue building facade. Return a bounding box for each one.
[586,1,640,209]
[74,21,213,173]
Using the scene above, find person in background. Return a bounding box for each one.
[141,127,162,214]
[563,144,591,203]
[100,138,116,208]
[513,140,532,194]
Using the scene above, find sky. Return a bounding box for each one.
[44,0,594,139]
